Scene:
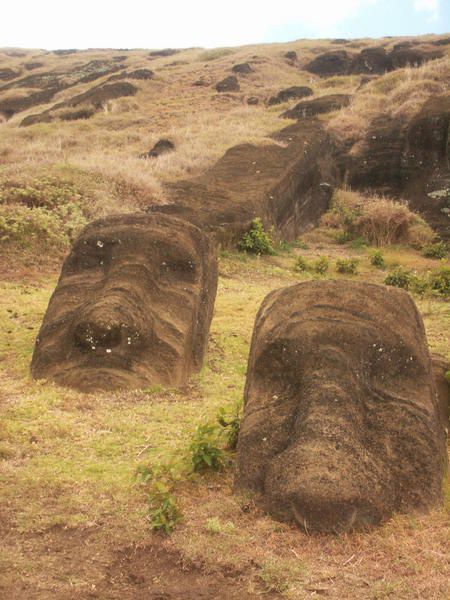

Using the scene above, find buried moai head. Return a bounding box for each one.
[31,213,218,392]
[236,280,447,533]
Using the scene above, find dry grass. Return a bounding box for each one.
[327,56,450,145]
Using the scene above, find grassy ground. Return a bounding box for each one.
[0,239,448,598]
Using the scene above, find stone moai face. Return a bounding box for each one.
[236,280,447,533]
[31,213,218,392]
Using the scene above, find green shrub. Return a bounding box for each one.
[384,266,414,289]
[428,266,450,298]
[422,241,448,259]
[189,423,227,472]
[313,256,329,274]
[238,218,275,255]
[370,249,386,269]
[350,236,369,249]
[217,402,242,450]
[136,463,182,534]
[335,231,353,245]
[336,258,359,274]
[294,255,310,272]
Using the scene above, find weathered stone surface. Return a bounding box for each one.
[284,51,297,61]
[268,86,313,106]
[231,63,253,75]
[282,94,350,119]
[236,280,447,532]
[431,353,450,427]
[140,139,175,159]
[151,119,338,246]
[346,93,450,238]
[215,76,240,93]
[31,213,218,392]
[20,81,137,126]
[304,50,353,76]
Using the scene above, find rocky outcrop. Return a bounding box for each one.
[282,94,350,119]
[431,353,450,427]
[346,93,450,238]
[215,76,240,92]
[236,280,447,532]
[267,86,313,106]
[304,46,443,77]
[231,63,253,75]
[0,68,19,81]
[140,139,175,159]
[0,60,126,119]
[31,213,218,392]
[20,81,137,126]
[150,119,338,246]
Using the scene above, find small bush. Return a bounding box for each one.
[384,266,414,289]
[136,464,182,534]
[428,266,450,298]
[370,249,386,269]
[422,241,448,259]
[217,403,241,450]
[313,256,329,274]
[350,236,369,249]
[294,255,310,272]
[189,423,226,472]
[336,258,359,274]
[238,218,275,255]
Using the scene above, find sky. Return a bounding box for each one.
[1,0,449,50]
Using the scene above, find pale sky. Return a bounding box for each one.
[1,0,449,49]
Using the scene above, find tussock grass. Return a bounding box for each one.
[328,57,450,145]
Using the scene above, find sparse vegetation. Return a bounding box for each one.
[336,257,359,274]
[370,249,386,269]
[322,190,434,247]
[238,218,275,255]
[422,241,448,259]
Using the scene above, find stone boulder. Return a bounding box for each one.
[236,280,447,532]
[282,94,350,119]
[140,139,175,159]
[31,213,218,392]
[350,47,391,74]
[0,68,19,81]
[215,76,240,93]
[390,47,442,69]
[231,63,253,75]
[346,93,450,238]
[284,51,297,61]
[153,118,338,246]
[304,51,353,77]
[267,86,313,106]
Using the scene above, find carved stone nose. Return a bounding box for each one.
[73,321,122,351]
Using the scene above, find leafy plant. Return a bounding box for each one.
[384,266,414,289]
[313,255,329,274]
[336,258,359,274]
[370,249,386,269]
[189,423,227,472]
[217,401,242,450]
[428,266,450,298]
[238,218,275,256]
[294,255,310,272]
[136,463,182,534]
[422,241,448,259]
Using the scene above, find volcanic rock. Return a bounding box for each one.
[31,213,218,392]
[235,280,447,532]
[215,76,240,93]
[268,86,313,106]
[140,139,175,159]
[231,63,253,75]
[282,94,350,119]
